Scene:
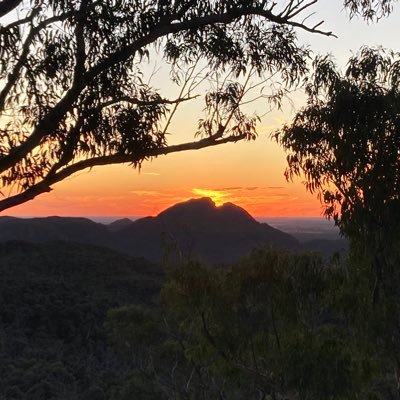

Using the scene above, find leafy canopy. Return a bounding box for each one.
[0,0,339,212]
[0,0,396,212]
[108,248,392,400]
[344,0,396,19]
[276,47,400,240]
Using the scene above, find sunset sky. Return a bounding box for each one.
[7,1,400,218]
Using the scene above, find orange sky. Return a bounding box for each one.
[6,132,324,218]
[4,3,400,218]
[4,102,324,217]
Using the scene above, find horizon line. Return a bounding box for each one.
[3,214,328,220]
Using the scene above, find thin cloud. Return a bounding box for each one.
[210,186,285,192]
[245,186,259,191]
[142,172,161,176]
[212,187,242,192]
[129,190,159,196]
[96,195,126,202]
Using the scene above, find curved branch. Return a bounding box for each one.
[88,5,334,81]
[0,133,246,212]
[99,94,199,110]
[0,12,74,112]
[0,0,22,18]
[285,0,318,19]
[0,3,334,175]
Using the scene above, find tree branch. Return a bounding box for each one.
[0,2,333,176]
[0,133,246,212]
[88,4,334,82]
[0,12,74,112]
[99,94,199,110]
[72,2,87,86]
[0,0,23,18]
[1,6,40,31]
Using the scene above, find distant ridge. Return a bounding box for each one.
[0,198,301,264]
[107,217,133,232]
[0,216,113,248]
[113,197,299,263]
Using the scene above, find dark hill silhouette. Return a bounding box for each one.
[114,197,299,263]
[107,217,133,232]
[157,197,257,228]
[0,216,113,247]
[0,199,299,263]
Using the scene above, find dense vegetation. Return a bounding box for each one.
[107,247,400,400]
[1,235,399,399]
[1,240,395,399]
[0,241,162,399]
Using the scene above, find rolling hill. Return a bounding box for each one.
[113,197,299,263]
[0,215,113,247]
[1,198,299,264]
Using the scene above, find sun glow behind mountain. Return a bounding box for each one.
[191,188,230,206]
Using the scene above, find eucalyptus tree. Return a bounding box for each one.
[344,0,396,19]
[274,47,400,391]
[0,0,396,212]
[276,48,400,241]
[275,46,400,338]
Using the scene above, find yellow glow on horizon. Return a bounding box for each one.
[191,188,230,206]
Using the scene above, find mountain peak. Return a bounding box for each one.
[115,197,298,263]
[0,198,299,264]
[108,218,133,232]
[219,201,256,222]
[155,197,257,227]
[158,197,215,215]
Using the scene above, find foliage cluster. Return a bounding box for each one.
[0,241,162,400]
[275,47,400,311]
[276,48,400,240]
[2,239,399,399]
[0,0,333,211]
[107,247,400,400]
